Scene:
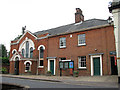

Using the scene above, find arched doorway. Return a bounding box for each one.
[14,57,19,75]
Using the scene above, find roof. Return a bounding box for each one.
[13,19,109,41]
[34,19,109,37]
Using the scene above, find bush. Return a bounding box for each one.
[46,71,52,76]
[73,71,79,77]
[1,67,7,74]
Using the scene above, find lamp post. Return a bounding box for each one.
[108,0,120,83]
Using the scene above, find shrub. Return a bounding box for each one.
[73,71,79,74]
[46,71,52,76]
[73,71,79,77]
[1,67,7,74]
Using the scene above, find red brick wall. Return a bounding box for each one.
[10,61,15,74]
[47,26,115,76]
[10,26,116,76]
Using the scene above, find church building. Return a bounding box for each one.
[9,8,118,76]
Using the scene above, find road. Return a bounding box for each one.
[2,76,119,89]
[2,77,92,88]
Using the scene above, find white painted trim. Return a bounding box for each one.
[24,60,32,72]
[38,45,45,50]
[12,49,17,54]
[24,60,32,65]
[10,51,21,61]
[61,60,71,62]
[38,66,44,68]
[91,55,103,76]
[14,55,21,61]
[78,43,86,46]
[18,37,35,52]
[17,30,37,44]
[18,37,35,58]
[48,59,56,75]
[78,67,87,69]
[11,30,37,45]
[59,46,66,48]
[37,45,45,67]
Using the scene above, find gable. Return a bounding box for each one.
[17,30,37,44]
[11,30,37,45]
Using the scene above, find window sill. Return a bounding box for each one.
[77,67,87,70]
[38,66,44,68]
[25,70,31,72]
[59,46,66,49]
[78,43,86,46]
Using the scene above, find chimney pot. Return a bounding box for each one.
[75,8,84,23]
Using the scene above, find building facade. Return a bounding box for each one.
[9,8,118,76]
[109,0,120,83]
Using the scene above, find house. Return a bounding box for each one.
[9,8,118,76]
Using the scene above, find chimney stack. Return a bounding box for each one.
[75,8,84,23]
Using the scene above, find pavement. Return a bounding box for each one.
[1,74,119,88]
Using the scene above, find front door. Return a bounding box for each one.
[93,57,100,76]
[111,57,118,75]
[14,57,19,75]
[50,60,54,75]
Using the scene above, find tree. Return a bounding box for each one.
[0,44,7,57]
[0,44,9,65]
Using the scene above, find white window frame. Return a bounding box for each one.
[78,56,86,69]
[59,37,66,48]
[78,34,86,46]
[38,45,45,68]
[19,37,35,58]
[12,49,17,54]
[24,61,32,72]
[39,60,44,68]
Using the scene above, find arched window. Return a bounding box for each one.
[22,49,24,57]
[39,47,44,67]
[13,51,16,54]
[25,62,30,71]
[30,47,33,58]
[12,49,17,55]
[15,57,19,61]
[26,41,29,58]
[40,47,44,58]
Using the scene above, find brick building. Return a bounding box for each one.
[9,8,118,76]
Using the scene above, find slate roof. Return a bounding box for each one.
[13,19,109,41]
[33,19,109,37]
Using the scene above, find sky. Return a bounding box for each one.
[0,0,113,51]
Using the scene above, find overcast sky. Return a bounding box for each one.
[0,0,113,51]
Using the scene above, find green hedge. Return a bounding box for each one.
[0,57,10,65]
